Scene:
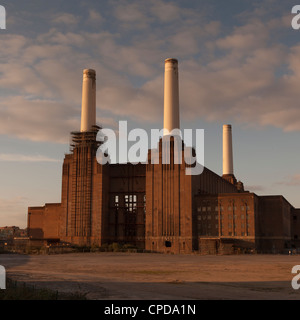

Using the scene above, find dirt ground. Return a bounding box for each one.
[1,252,300,300]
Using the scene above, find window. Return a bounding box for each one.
[198,215,201,221]
[207,215,211,220]
[125,194,137,212]
[124,195,138,237]
[197,207,201,212]
[207,207,211,211]
[202,207,206,212]
[241,206,245,211]
[165,241,172,248]
[114,195,119,208]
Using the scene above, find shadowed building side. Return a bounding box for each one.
[59,127,109,247]
[108,164,146,248]
[28,203,61,242]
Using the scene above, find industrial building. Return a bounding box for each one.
[27,59,300,254]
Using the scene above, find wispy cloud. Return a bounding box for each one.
[276,174,300,187]
[0,196,28,209]
[0,196,29,227]
[244,185,266,193]
[52,13,79,26]
[0,153,60,163]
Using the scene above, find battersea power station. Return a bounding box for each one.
[27,59,300,254]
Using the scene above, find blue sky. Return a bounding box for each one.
[0,0,300,228]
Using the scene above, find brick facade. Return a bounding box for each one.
[27,133,300,254]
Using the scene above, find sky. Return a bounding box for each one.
[0,0,300,228]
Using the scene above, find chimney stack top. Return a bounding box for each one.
[83,69,96,80]
[165,58,178,64]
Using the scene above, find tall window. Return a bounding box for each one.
[114,195,119,208]
[125,194,137,212]
[113,195,119,237]
[124,194,137,237]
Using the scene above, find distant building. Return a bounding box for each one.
[0,226,27,248]
[27,60,300,254]
[0,226,21,239]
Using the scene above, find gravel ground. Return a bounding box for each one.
[1,252,300,300]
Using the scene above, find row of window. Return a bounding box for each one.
[198,223,251,229]
[199,231,250,236]
[197,205,251,212]
[198,213,250,220]
[114,194,146,213]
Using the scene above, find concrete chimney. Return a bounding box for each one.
[80,69,96,132]
[163,58,180,135]
[223,124,234,176]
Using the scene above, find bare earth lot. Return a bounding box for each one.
[1,252,300,300]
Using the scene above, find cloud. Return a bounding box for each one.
[52,13,79,26]
[0,0,300,147]
[149,0,181,23]
[0,196,29,227]
[276,174,300,186]
[244,185,266,193]
[88,9,104,24]
[0,95,79,143]
[0,154,60,162]
[215,21,269,52]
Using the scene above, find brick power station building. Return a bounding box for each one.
[27,59,300,254]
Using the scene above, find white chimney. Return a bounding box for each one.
[223,124,234,176]
[80,69,96,132]
[163,58,180,135]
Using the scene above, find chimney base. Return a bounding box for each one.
[222,174,245,192]
[222,174,237,185]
